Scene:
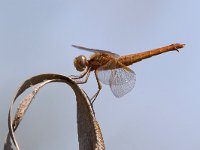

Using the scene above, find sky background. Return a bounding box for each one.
[0,0,200,149]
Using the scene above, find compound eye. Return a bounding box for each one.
[73,55,88,72]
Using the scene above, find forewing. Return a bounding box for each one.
[97,60,136,97]
[72,45,120,58]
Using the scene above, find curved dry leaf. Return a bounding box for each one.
[4,135,13,150]
[13,80,53,131]
[4,74,105,150]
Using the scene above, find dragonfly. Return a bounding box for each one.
[71,43,185,104]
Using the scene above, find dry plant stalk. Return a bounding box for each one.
[4,74,105,150]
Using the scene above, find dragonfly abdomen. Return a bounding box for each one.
[118,43,185,66]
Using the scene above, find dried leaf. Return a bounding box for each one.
[4,74,105,150]
[4,135,13,150]
[13,80,53,131]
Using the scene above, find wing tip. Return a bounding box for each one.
[72,44,78,48]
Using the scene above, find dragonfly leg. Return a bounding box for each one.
[69,68,89,79]
[91,70,102,104]
[74,69,91,84]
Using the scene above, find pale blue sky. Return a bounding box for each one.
[1,0,200,149]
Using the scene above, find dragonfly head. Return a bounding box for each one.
[74,55,88,72]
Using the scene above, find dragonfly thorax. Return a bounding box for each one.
[74,55,88,72]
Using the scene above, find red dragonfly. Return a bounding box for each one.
[71,43,185,104]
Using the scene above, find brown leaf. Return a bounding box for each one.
[4,74,105,150]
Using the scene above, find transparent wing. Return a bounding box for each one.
[97,60,136,97]
[72,45,120,58]
[110,68,136,97]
